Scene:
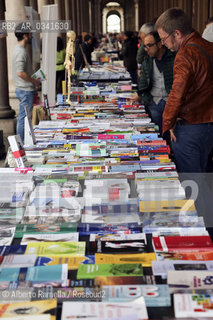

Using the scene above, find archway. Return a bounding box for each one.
[102,2,124,34]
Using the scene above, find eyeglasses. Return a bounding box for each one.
[161,31,174,44]
[144,42,157,49]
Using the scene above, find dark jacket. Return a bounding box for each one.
[122,38,138,72]
[75,41,92,70]
[138,49,176,106]
[163,31,213,133]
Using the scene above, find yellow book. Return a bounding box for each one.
[0,299,57,320]
[25,242,85,256]
[95,252,156,267]
[139,199,195,213]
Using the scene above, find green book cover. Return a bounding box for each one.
[77,263,143,279]
[15,223,77,238]
[25,241,85,256]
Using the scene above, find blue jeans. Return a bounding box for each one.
[15,89,34,143]
[147,99,166,136]
[172,122,213,173]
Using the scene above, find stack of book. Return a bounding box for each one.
[2,81,212,320]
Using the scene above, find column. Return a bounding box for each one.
[0,0,15,118]
[37,0,50,19]
[134,0,139,31]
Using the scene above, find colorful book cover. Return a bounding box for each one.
[174,293,213,318]
[0,299,57,320]
[0,264,68,284]
[15,223,77,238]
[139,199,196,213]
[25,242,85,256]
[35,255,95,270]
[156,250,213,261]
[89,233,146,242]
[94,275,161,287]
[77,263,143,279]
[78,223,141,236]
[102,284,171,307]
[152,235,213,252]
[95,253,156,267]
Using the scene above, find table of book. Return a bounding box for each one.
[1,79,213,320]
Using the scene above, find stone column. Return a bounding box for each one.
[37,0,50,19]
[134,0,139,31]
[0,0,15,119]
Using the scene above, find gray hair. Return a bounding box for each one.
[139,22,154,35]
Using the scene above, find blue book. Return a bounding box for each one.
[102,284,171,307]
[0,245,26,256]
[78,223,141,236]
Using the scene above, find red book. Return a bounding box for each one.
[152,235,213,252]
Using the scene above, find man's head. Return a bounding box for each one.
[15,22,32,44]
[155,8,193,51]
[84,34,92,44]
[143,31,165,59]
[139,22,154,42]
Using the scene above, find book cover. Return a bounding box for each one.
[78,223,141,236]
[35,255,95,270]
[94,275,162,287]
[152,260,213,279]
[77,263,143,279]
[21,233,79,244]
[25,242,85,256]
[174,293,213,318]
[0,264,68,284]
[1,254,37,268]
[152,235,213,252]
[95,253,156,267]
[139,199,196,213]
[0,299,57,320]
[61,299,148,320]
[15,223,77,238]
[102,284,171,307]
[89,233,146,242]
[156,250,213,261]
[168,270,213,291]
[88,240,147,254]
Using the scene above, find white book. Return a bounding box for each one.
[89,233,146,242]
[174,293,213,318]
[61,299,148,320]
[1,254,37,269]
[21,232,79,244]
[168,270,213,292]
[152,260,213,279]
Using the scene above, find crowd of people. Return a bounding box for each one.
[12,9,213,177]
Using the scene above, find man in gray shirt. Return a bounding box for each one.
[12,22,40,143]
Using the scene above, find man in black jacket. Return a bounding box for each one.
[75,34,92,71]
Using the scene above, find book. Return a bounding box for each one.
[95,253,156,267]
[0,264,68,284]
[156,250,213,261]
[1,254,37,268]
[35,255,95,270]
[152,260,213,279]
[89,233,146,242]
[152,235,213,252]
[77,263,143,279]
[21,233,79,244]
[25,242,85,256]
[139,199,196,213]
[0,299,57,320]
[168,270,213,291]
[174,293,213,318]
[94,275,162,287]
[61,299,148,320]
[102,284,171,307]
[88,240,147,254]
[15,223,77,238]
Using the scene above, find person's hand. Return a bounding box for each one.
[131,93,141,103]
[170,128,176,142]
[32,78,40,88]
